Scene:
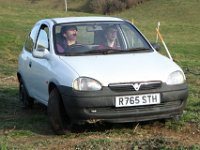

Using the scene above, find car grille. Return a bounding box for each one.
[108,81,162,92]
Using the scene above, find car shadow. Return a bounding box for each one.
[0,87,166,136]
[2,101,167,136]
[69,120,166,135]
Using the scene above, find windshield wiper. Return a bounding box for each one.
[78,49,124,55]
[65,48,151,56]
[127,47,151,52]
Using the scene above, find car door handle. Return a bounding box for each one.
[29,61,32,68]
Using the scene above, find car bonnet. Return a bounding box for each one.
[59,52,183,86]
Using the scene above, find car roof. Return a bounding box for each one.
[51,16,124,24]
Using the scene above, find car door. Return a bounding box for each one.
[28,24,51,104]
[21,23,41,96]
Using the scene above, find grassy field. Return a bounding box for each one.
[0,0,200,149]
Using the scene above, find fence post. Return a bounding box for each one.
[64,0,67,12]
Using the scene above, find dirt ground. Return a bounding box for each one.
[0,76,200,149]
[2,122,199,149]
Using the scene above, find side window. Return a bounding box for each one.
[24,24,40,52]
[35,26,49,50]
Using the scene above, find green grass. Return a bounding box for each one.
[0,0,200,149]
[75,137,200,150]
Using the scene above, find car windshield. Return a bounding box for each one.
[53,21,152,56]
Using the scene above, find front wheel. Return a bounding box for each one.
[48,88,70,135]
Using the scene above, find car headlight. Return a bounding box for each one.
[166,70,185,85]
[73,77,102,91]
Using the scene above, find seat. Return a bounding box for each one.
[94,30,105,45]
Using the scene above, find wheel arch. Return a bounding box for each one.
[49,82,57,94]
[48,80,62,99]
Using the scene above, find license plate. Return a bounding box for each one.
[115,93,160,107]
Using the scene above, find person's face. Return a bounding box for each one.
[106,28,117,42]
[64,28,77,41]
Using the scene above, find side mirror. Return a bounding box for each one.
[32,48,50,59]
[151,43,161,51]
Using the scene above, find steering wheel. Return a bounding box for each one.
[68,44,89,52]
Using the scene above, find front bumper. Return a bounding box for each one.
[58,83,188,123]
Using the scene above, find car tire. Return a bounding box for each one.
[48,88,69,135]
[19,80,34,108]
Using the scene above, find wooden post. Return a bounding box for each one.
[64,0,67,12]
[156,22,160,43]
[156,28,173,61]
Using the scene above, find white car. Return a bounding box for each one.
[17,16,188,135]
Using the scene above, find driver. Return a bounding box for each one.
[56,25,78,53]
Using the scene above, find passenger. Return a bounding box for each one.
[56,25,78,53]
[98,25,120,49]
